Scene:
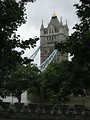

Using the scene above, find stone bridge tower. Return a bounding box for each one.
[40,13,69,64]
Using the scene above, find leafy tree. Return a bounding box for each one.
[55,0,90,96]
[5,64,41,103]
[27,65,42,97]
[40,60,72,104]
[0,0,39,98]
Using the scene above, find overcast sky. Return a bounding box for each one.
[17,0,79,65]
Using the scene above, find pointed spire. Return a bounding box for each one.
[65,20,68,28]
[66,20,67,25]
[60,17,63,26]
[60,17,63,23]
[40,20,44,29]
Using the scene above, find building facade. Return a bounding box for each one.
[40,13,69,64]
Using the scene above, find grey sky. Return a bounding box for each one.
[17,0,79,65]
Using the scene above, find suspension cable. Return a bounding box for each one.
[29,45,41,60]
[39,49,58,71]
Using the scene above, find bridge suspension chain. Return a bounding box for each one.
[29,45,41,60]
[29,45,58,71]
[38,49,58,71]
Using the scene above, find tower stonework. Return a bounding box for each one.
[40,14,69,64]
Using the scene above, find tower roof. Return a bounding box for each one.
[48,13,60,32]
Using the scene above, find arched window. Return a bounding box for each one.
[48,25,55,34]
[49,30,51,34]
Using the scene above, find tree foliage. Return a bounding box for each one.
[5,64,40,103]
[40,61,72,104]
[55,0,90,96]
[0,0,39,98]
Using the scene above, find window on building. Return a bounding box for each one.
[52,30,54,33]
[54,36,56,39]
[44,50,47,54]
[47,37,48,40]
[49,36,51,40]
[49,30,51,34]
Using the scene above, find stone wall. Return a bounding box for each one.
[0,102,90,120]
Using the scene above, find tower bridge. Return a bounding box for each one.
[40,13,69,64]
[30,13,69,71]
[0,13,90,120]
[1,13,69,104]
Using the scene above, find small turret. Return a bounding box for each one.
[63,20,69,35]
[40,20,44,36]
[60,17,63,26]
[59,17,64,33]
[40,20,44,30]
[65,20,69,30]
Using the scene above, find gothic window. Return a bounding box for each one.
[52,36,54,40]
[47,37,48,40]
[48,28,55,34]
[54,36,56,39]
[49,36,51,40]
[52,30,54,33]
[49,30,51,34]
[44,50,47,54]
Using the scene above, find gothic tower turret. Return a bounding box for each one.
[40,20,44,35]
[40,13,69,64]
